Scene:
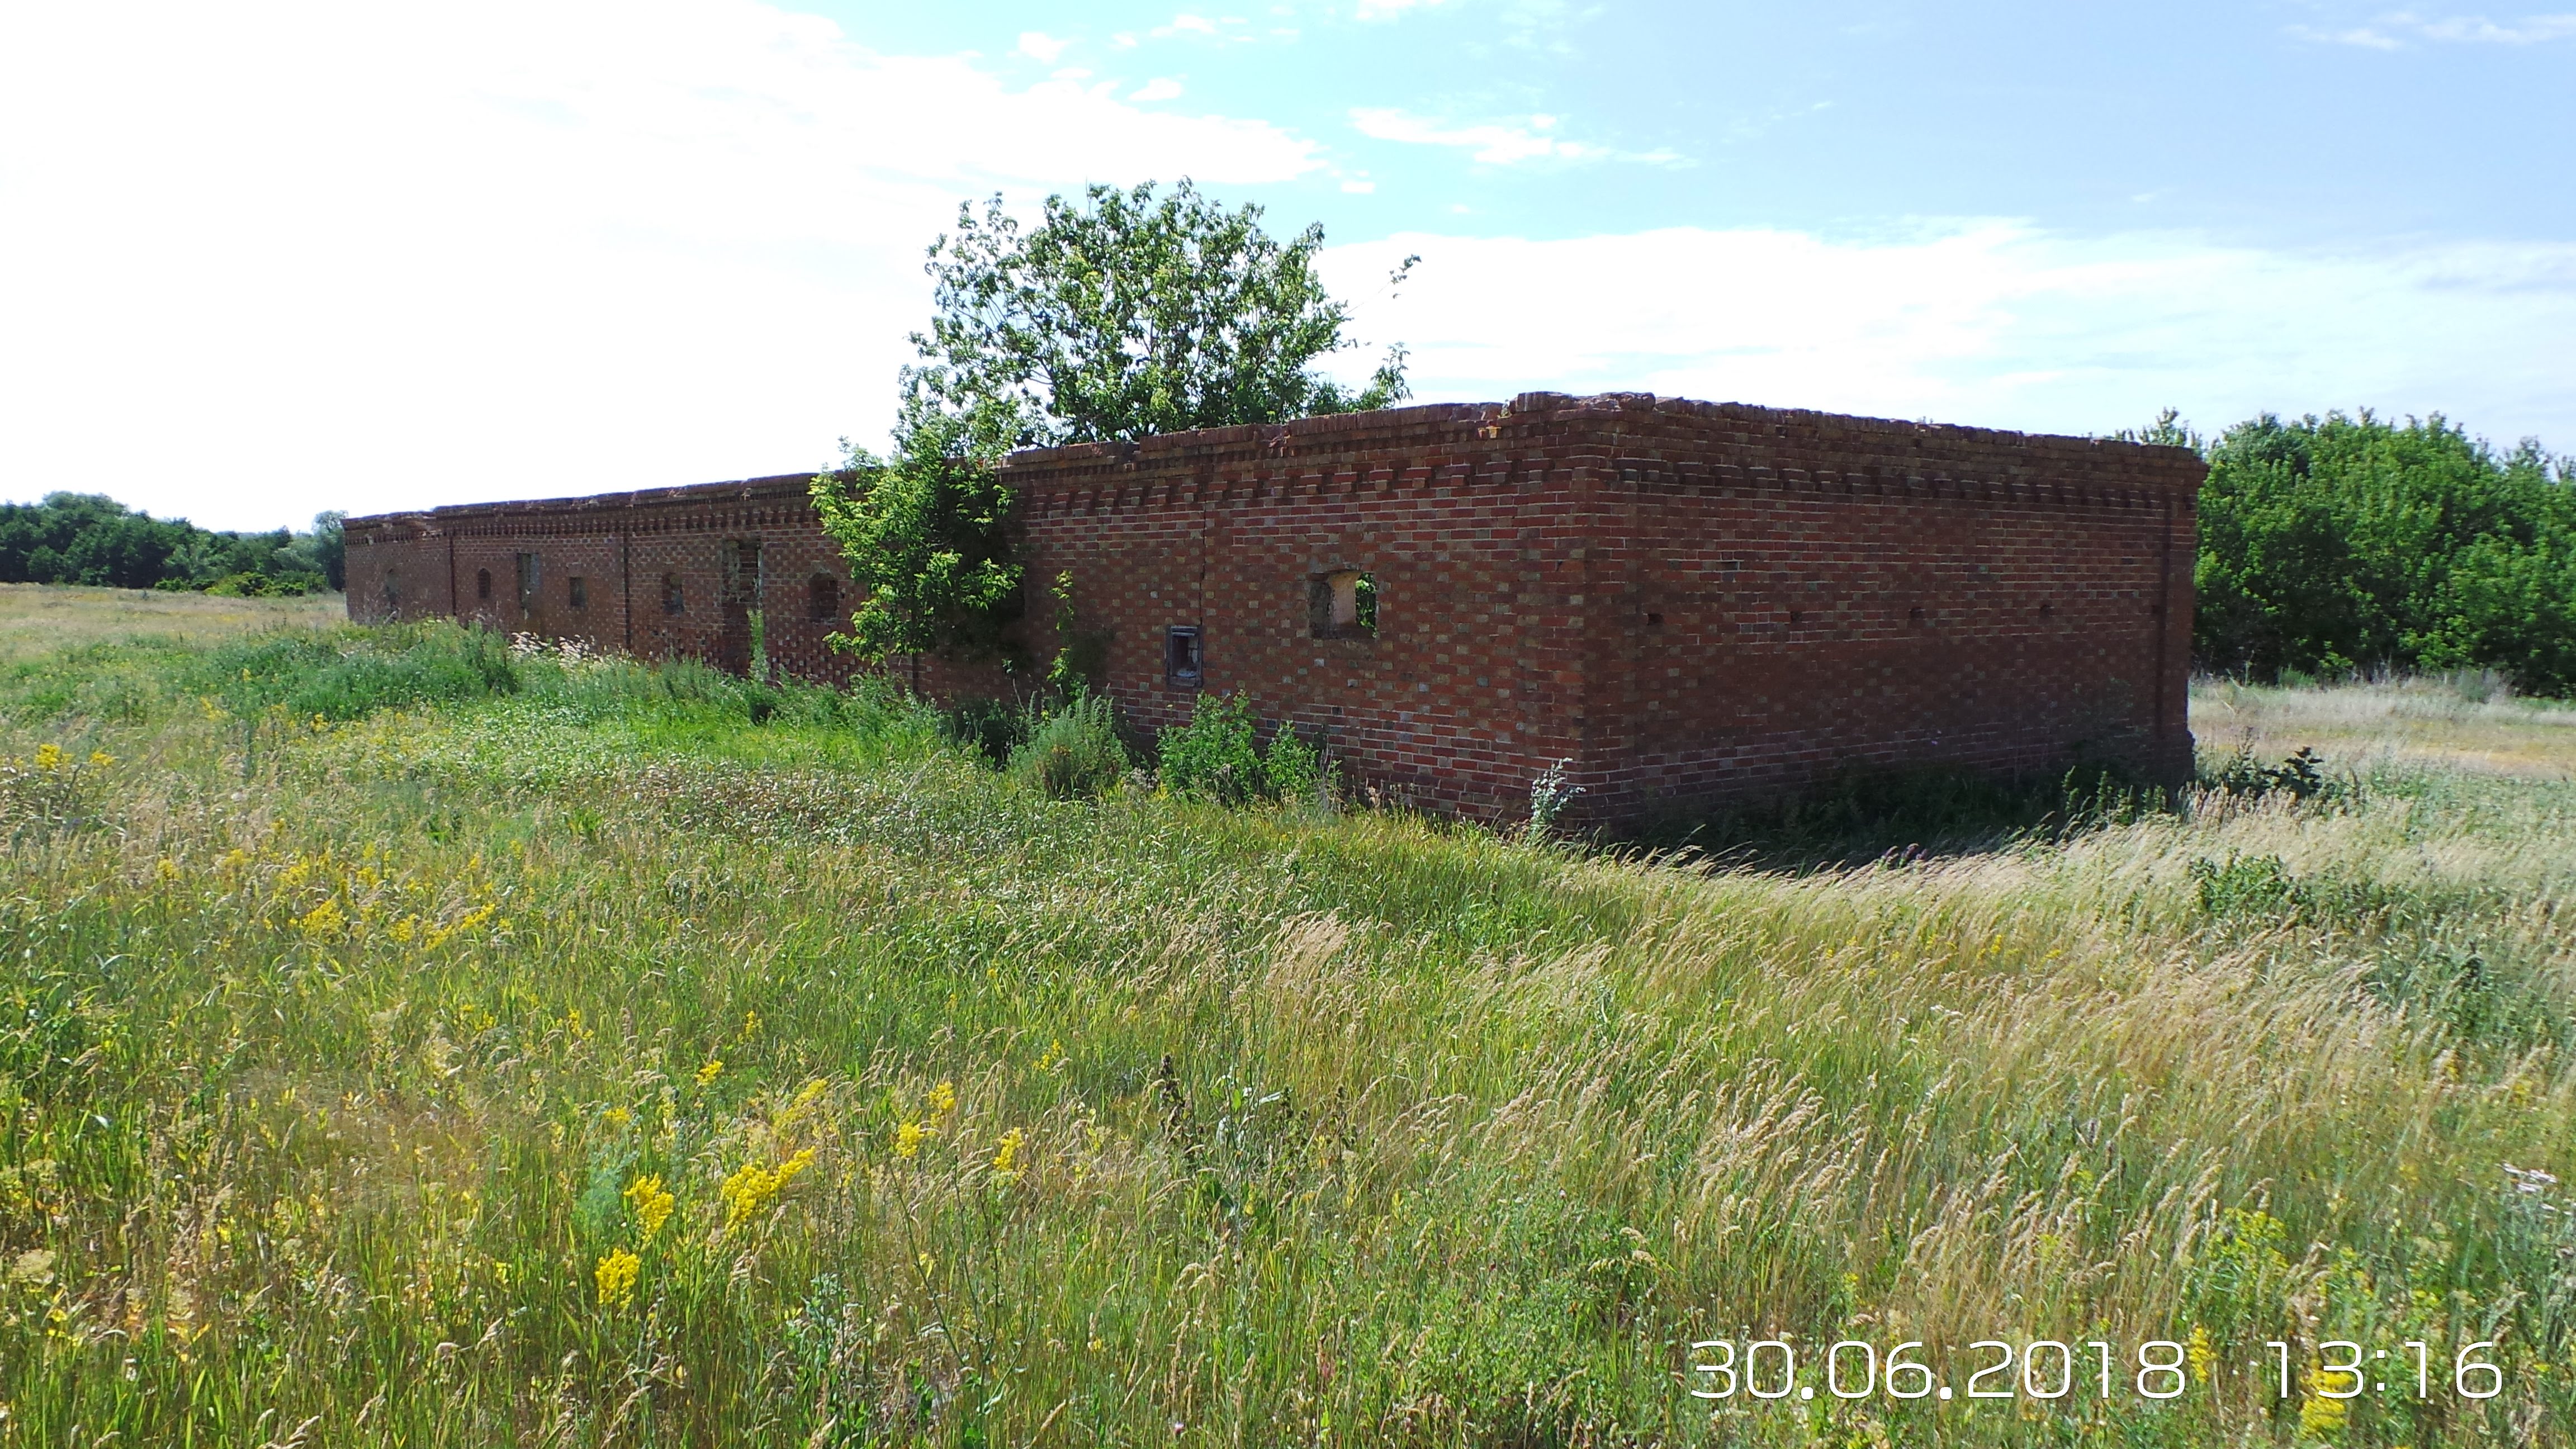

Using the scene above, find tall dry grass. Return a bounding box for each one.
[0,605,2567,1445]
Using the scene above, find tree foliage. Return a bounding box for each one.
[2189,410,2576,693]
[815,180,1410,666]
[910,179,1409,448]
[0,494,345,594]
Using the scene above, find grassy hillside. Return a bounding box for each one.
[0,586,2572,1446]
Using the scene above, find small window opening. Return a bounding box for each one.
[381,570,399,607]
[568,575,587,609]
[1310,570,1377,639]
[475,568,492,602]
[1164,626,1203,688]
[662,573,684,615]
[807,574,841,622]
[722,539,763,605]
[1646,612,1665,628]
[515,552,539,611]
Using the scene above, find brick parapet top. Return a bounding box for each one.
[343,392,2204,539]
[344,472,816,537]
[996,392,2205,494]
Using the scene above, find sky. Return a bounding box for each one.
[1,1,2570,531]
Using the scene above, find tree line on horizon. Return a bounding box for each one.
[2137,408,2576,695]
[0,493,346,596]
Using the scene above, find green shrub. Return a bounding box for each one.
[1158,692,1263,804]
[1007,693,1129,799]
[1259,721,1332,804]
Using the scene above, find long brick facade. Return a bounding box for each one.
[344,392,2205,826]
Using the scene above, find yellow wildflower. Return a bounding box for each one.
[2299,1391,2347,1438]
[894,1121,927,1158]
[593,1248,640,1309]
[695,1059,723,1088]
[86,750,113,768]
[991,1128,1025,1177]
[739,1010,761,1039]
[32,745,64,771]
[2186,1326,2216,1384]
[929,1081,956,1117]
[296,899,347,939]
[718,1149,815,1230]
[602,1106,631,1127]
[624,1175,675,1240]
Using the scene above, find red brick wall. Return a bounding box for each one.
[343,394,2204,826]
[344,476,863,683]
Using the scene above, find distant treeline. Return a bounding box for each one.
[0,494,345,596]
[2157,410,2576,695]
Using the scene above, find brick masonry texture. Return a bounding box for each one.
[344,392,2205,827]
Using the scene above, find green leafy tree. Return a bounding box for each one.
[809,401,1022,665]
[910,179,1410,448]
[815,179,1413,669]
[2186,409,2576,693]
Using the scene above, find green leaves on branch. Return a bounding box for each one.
[908,179,1410,449]
[2187,409,2576,694]
[817,179,1413,670]
[808,402,1021,666]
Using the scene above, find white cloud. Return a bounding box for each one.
[1156,13,1221,36]
[0,0,1325,529]
[2292,10,2576,46]
[1341,179,1377,193]
[1314,225,2576,448]
[1349,106,1604,163]
[1017,30,1073,63]
[1355,0,1456,17]
[1130,77,1186,102]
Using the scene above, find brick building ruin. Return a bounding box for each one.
[344,392,2205,825]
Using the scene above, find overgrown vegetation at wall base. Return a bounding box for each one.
[0,493,344,594]
[4,595,2576,1446]
[2184,409,2576,693]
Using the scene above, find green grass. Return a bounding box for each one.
[0,596,2572,1445]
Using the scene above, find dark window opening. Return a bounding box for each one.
[662,573,684,615]
[722,539,763,605]
[381,570,399,607]
[569,576,588,609]
[1309,570,1377,639]
[475,568,492,602]
[1646,612,1665,628]
[807,574,841,622]
[1908,606,1926,624]
[1165,626,1202,688]
[2039,602,2054,618]
[515,552,539,612]
[1788,609,1804,626]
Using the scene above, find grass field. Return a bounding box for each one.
[1,584,2572,1446]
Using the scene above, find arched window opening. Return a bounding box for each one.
[475,568,492,602]
[1310,569,1377,639]
[807,574,841,622]
[662,573,685,614]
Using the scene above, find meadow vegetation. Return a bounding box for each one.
[0,588,2572,1445]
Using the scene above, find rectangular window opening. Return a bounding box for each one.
[568,575,588,609]
[1164,626,1202,689]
